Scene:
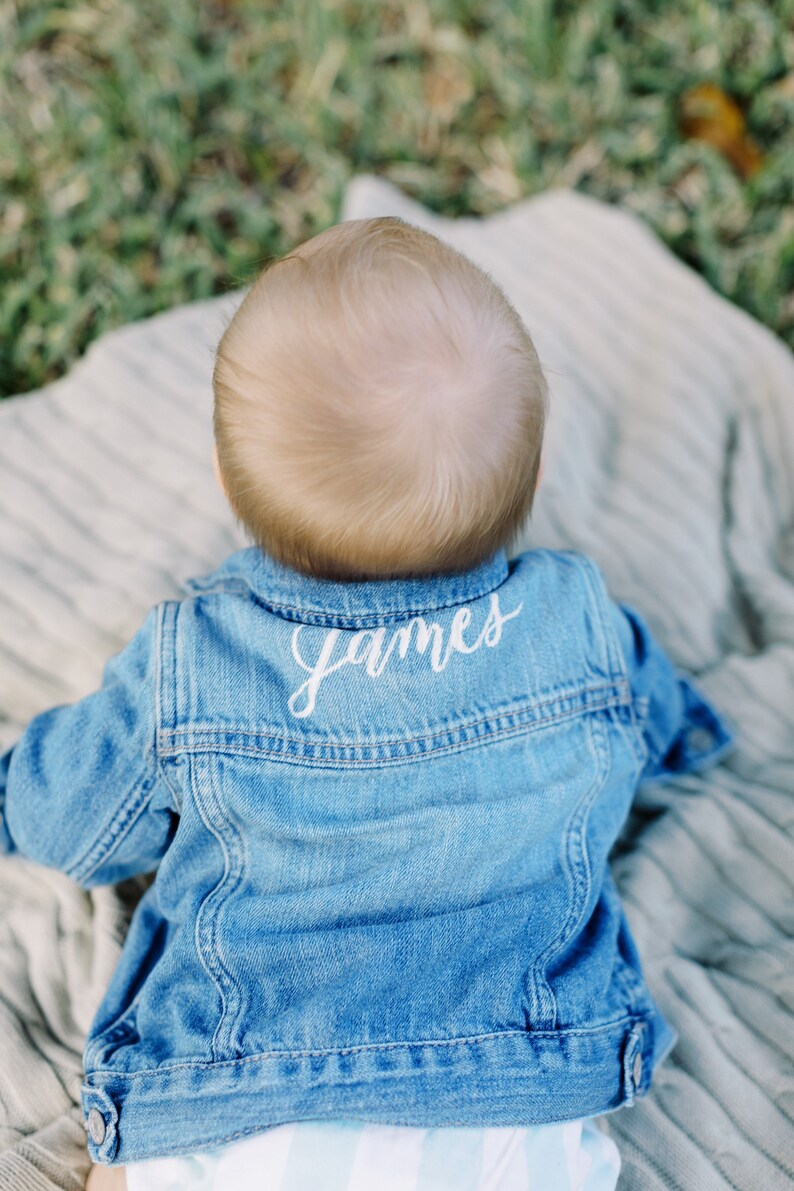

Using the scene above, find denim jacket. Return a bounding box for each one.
[0,547,734,1165]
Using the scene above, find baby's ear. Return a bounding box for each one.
[536,453,545,490]
[212,444,226,497]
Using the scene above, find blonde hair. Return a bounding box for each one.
[213,217,547,580]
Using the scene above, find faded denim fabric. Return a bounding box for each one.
[0,547,734,1165]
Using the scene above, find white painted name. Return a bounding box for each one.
[288,593,522,718]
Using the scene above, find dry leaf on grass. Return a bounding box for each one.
[679,82,764,178]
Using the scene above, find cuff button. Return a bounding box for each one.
[687,727,714,752]
[632,1050,643,1089]
[88,1107,106,1147]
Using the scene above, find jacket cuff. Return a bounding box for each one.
[643,674,735,784]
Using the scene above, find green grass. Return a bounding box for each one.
[1,0,792,397]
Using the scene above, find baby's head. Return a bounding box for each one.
[213,217,547,581]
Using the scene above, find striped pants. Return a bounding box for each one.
[125,1118,621,1190]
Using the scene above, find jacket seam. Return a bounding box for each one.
[102,1090,612,1161]
[154,602,178,806]
[156,601,184,811]
[68,772,159,885]
[578,558,649,771]
[159,680,629,746]
[530,713,611,1030]
[155,704,623,769]
[156,684,631,763]
[576,554,625,682]
[68,605,168,885]
[208,757,246,1059]
[86,1012,645,1079]
[193,568,511,628]
[257,595,502,626]
[190,757,245,1063]
[154,601,164,763]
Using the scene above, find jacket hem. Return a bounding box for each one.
[82,1008,673,1164]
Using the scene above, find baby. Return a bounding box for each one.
[0,217,734,1191]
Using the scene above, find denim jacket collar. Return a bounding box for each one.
[184,547,510,629]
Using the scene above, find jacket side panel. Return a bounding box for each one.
[541,556,660,1030]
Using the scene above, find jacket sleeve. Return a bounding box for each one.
[608,601,736,784]
[0,604,179,887]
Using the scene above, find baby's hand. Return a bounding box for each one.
[86,1164,126,1191]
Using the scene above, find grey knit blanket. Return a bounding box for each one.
[0,177,792,1190]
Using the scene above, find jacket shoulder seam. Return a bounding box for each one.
[156,600,183,810]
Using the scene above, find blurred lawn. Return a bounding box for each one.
[1,0,792,397]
